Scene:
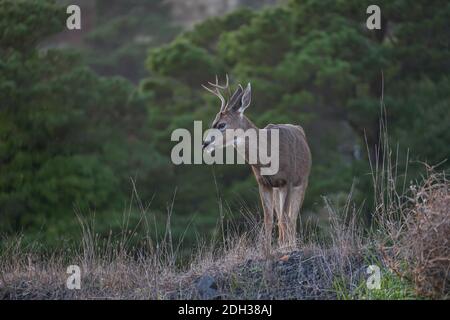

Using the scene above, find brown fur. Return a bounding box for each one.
[203,79,312,250]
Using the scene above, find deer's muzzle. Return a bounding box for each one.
[202,135,215,150]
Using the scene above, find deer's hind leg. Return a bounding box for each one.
[287,181,308,246]
[273,186,290,248]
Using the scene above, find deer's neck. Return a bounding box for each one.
[240,115,258,131]
[236,115,264,169]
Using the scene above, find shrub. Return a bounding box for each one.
[383,171,450,298]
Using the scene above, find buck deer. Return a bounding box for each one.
[202,76,312,249]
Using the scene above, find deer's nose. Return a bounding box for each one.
[202,140,210,150]
[202,136,215,150]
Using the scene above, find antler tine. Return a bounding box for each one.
[218,90,227,111]
[201,83,227,111]
[201,84,216,95]
[207,74,229,90]
[207,75,219,87]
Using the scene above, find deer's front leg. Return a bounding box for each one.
[258,185,274,252]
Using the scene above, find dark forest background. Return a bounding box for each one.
[0,0,449,251]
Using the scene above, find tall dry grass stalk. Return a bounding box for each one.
[367,73,449,298]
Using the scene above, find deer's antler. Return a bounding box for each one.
[202,74,229,112]
[207,74,229,90]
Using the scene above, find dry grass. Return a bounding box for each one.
[0,188,371,300]
[380,170,450,298]
[365,78,449,299]
[1,159,448,299]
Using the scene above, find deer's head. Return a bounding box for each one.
[202,75,252,153]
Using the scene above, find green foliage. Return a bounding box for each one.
[147,38,224,86]
[84,0,179,81]
[0,0,65,52]
[390,77,450,167]
[184,8,255,50]
[218,7,293,67]
[0,0,164,243]
[333,267,420,300]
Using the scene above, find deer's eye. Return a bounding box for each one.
[217,123,226,130]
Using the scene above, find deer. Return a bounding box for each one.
[201,75,312,250]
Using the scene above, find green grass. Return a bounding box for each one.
[333,267,420,300]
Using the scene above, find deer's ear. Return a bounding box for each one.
[227,85,243,111]
[238,83,251,114]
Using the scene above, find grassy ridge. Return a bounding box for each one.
[1,168,447,299]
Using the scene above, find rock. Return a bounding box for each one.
[195,275,219,299]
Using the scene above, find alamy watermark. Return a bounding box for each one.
[66,265,81,290]
[66,5,81,30]
[65,4,381,32]
[366,5,381,30]
[171,121,280,175]
[366,265,381,290]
